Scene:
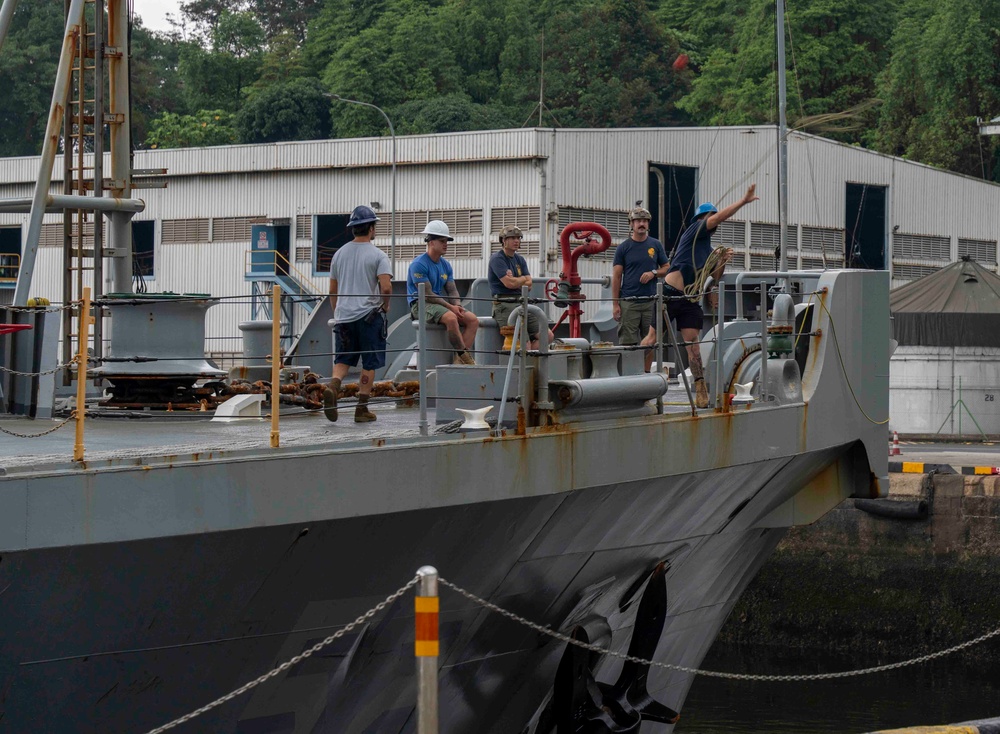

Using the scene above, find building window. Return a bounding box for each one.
[132,220,155,278]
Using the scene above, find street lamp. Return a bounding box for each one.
[326,93,397,271]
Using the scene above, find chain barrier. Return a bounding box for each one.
[0,412,76,438]
[142,576,419,734]
[0,360,76,377]
[0,301,78,313]
[438,578,1000,682]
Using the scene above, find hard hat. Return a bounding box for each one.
[694,202,718,219]
[421,220,454,241]
[347,205,380,228]
[628,206,652,221]
[499,224,523,241]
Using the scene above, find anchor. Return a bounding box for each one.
[546,562,680,732]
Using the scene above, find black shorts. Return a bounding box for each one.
[665,285,704,331]
[334,312,387,371]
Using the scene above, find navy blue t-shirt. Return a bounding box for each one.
[488,250,530,296]
[613,237,667,298]
[668,219,716,287]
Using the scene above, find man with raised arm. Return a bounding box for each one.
[324,205,393,423]
[407,220,478,365]
[658,184,759,408]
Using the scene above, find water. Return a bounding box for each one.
[677,644,1000,733]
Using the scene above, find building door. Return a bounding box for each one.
[648,163,697,257]
[845,183,887,269]
[274,223,290,276]
[0,225,20,287]
[315,214,352,274]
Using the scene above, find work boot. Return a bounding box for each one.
[354,396,377,423]
[452,353,466,366]
[323,378,341,422]
[694,378,709,409]
[460,351,476,365]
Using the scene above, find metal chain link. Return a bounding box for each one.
[0,412,76,438]
[142,576,419,734]
[0,360,76,377]
[439,578,1000,682]
[0,301,78,313]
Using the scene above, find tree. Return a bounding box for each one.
[178,11,265,112]
[393,94,513,135]
[236,78,332,143]
[146,110,238,148]
[130,25,188,147]
[872,0,1000,178]
[0,2,63,157]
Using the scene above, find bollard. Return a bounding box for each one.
[415,565,439,733]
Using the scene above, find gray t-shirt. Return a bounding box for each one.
[329,241,392,323]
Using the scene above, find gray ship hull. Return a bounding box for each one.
[1,439,863,733]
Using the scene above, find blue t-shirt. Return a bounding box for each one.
[668,219,716,287]
[488,250,530,296]
[407,252,455,304]
[613,237,667,298]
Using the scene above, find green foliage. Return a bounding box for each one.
[236,78,332,143]
[0,2,63,157]
[130,25,188,147]
[178,11,265,112]
[394,95,514,135]
[146,110,238,149]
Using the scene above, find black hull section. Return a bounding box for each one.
[0,446,848,733]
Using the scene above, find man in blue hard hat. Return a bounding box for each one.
[407,220,478,364]
[653,184,758,408]
[323,204,393,423]
[612,204,670,370]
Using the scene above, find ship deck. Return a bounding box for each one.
[0,383,702,473]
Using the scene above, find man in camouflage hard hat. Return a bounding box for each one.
[612,203,669,370]
[488,225,553,348]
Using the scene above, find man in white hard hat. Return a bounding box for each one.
[407,220,478,365]
[488,224,554,349]
[323,204,392,423]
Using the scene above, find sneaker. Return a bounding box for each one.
[460,351,476,366]
[694,378,709,409]
[354,404,377,423]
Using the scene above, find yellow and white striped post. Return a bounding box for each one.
[415,565,439,733]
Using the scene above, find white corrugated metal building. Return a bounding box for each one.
[2,125,1000,356]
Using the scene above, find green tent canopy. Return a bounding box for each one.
[890,257,1000,347]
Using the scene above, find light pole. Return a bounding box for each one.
[326,93,397,271]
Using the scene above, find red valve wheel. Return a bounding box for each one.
[544,279,560,300]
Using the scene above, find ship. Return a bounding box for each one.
[0,2,888,732]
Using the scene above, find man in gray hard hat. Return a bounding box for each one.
[323,204,393,423]
[488,224,553,349]
[612,204,669,371]
[406,219,478,364]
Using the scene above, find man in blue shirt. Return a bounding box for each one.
[661,183,758,407]
[612,205,669,370]
[488,224,553,349]
[407,219,478,365]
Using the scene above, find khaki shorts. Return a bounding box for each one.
[492,300,541,337]
[410,302,450,323]
[618,299,655,345]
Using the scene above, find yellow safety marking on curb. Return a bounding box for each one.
[901,462,925,473]
[974,466,995,475]
[871,726,978,734]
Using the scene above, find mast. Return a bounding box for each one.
[776,0,789,272]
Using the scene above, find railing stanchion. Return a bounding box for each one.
[715,281,725,410]
[417,282,428,436]
[655,280,664,415]
[415,565,439,734]
[73,286,92,462]
[665,307,696,417]
[270,284,281,448]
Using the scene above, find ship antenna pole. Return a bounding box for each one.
[776,0,789,275]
